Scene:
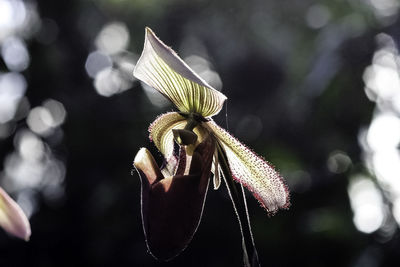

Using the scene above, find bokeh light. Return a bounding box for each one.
[1,36,30,71]
[85,51,112,78]
[348,175,385,234]
[0,0,66,225]
[367,0,400,22]
[0,72,27,123]
[327,150,352,174]
[94,67,132,97]
[95,22,130,55]
[26,99,66,137]
[358,32,400,235]
[1,129,66,216]
[0,0,26,40]
[305,4,331,29]
[235,114,263,142]
[87,21,136,97]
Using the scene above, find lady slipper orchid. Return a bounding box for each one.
[0,187,31,241]
[133,27,289,266]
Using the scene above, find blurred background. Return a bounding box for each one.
[0,0,399,266]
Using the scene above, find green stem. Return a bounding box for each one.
[217,142,260,267]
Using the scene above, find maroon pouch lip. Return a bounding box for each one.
[134,136,215,261]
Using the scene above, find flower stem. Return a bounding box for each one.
[216,142,260,267]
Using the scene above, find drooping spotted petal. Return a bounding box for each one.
[134,27,227,117]
[206,121,290,213]
[0,187,31,241]
[149,112,187,160]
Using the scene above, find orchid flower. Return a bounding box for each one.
[133,27,289,266]
[0,187,31,241]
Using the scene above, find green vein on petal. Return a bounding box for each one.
[206,120,290,214]
[134,27,227,118]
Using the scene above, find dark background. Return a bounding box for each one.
[0,0,400,266]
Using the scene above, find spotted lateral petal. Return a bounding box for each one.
[0,187,31,241]
[134,27,227,118]
[206,121,290,213]
[149,112,187,160]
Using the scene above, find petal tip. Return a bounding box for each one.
[0,187,31,241]
[21,225,31,241]
[145,27,157,39]
[133,147,149,167]
[145,26,152,33]
[13,217,31,241]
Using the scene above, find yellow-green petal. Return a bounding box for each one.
[134,27,227,118]
[149,112,187,160]
[0,187,31,241]
[206,121,290,213]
